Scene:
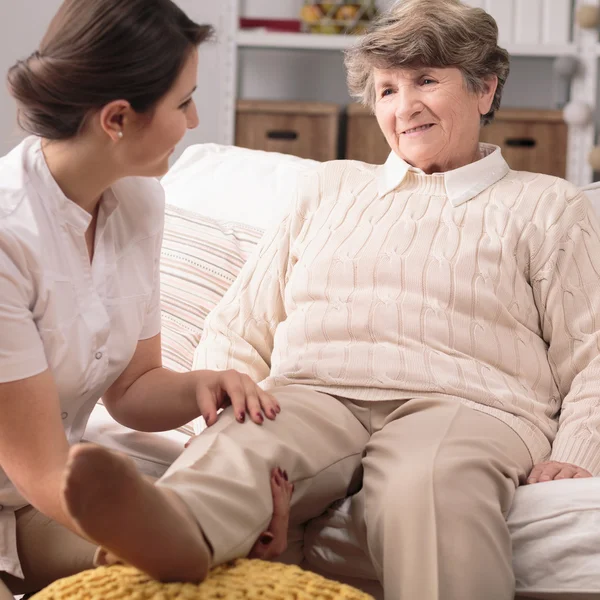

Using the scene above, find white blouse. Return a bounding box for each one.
[0,137,164,578]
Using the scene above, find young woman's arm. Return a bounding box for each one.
[102,333,279,431]
[0,371,85,537]
[0,240,87,536]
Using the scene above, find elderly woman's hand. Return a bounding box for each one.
[527,461,592,484]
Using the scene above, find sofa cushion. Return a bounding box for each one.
[160,205,263,374]
[304,478,600,598]
[509,478,600,596]
[161,143,317,230]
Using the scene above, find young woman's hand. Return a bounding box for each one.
[248,467,294,560]
[194,369,280,427]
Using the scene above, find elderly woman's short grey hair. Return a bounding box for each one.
[345,0,509,125]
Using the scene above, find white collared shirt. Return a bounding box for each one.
[376,143,510,205]
[0,137,164,578]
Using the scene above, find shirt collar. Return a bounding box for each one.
[376,143,509,206]
[30,137,119,232]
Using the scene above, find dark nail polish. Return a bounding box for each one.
[238,413,245,423]
[259,532,274,545]
[283,470,288,481]
[257,413,264,423]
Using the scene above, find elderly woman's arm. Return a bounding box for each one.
[192,168,320,384]
[193,218,291,382]
[531,188,600,477]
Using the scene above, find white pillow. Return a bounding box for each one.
[160,204,262,374]
[162,143,317,229]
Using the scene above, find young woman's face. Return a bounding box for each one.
[125,48,199,177]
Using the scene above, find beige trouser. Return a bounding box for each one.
[158,385,532,600]
[0,505,97,595]
[348,397,532,600]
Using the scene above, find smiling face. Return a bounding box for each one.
[373,66,497,174]
[120,48,200,177]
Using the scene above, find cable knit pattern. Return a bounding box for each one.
[194,146,600,475]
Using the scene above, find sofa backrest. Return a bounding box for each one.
[162,143,318,230]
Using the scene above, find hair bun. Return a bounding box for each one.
[20,50,46,77]
[7,0,211,141]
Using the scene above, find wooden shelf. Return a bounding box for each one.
[237,30,359,51]
[237,30,576,57]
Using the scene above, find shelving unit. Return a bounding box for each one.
[568,0,599,186]
[237,30,578,57]
[205,0,599,186]
[237,30,357,50]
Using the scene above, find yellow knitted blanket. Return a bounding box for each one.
[31,559,375,599]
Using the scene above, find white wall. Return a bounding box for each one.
[0,0,61,156]
[0,0,230,158]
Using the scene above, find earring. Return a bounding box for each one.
[117,131,124,139]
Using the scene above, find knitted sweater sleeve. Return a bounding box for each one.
[531,187,600,475]
[192,168,319,384]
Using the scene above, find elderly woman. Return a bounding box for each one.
[61,0,599,598]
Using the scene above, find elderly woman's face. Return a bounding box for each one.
[373,66,496,174]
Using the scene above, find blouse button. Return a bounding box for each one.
[95,352,103,360]
[61,412,68,420]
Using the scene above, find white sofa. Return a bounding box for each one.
[84,144,600,600]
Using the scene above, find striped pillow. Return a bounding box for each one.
[160,204,264,374]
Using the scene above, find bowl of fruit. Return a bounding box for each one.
[300,1,377,35]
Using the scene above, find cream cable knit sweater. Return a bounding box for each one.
[194,146,600,475]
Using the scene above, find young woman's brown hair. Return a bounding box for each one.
[7,0,212,140]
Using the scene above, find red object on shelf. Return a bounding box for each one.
[239,18,302,33]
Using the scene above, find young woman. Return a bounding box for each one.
[0,0,289,595]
